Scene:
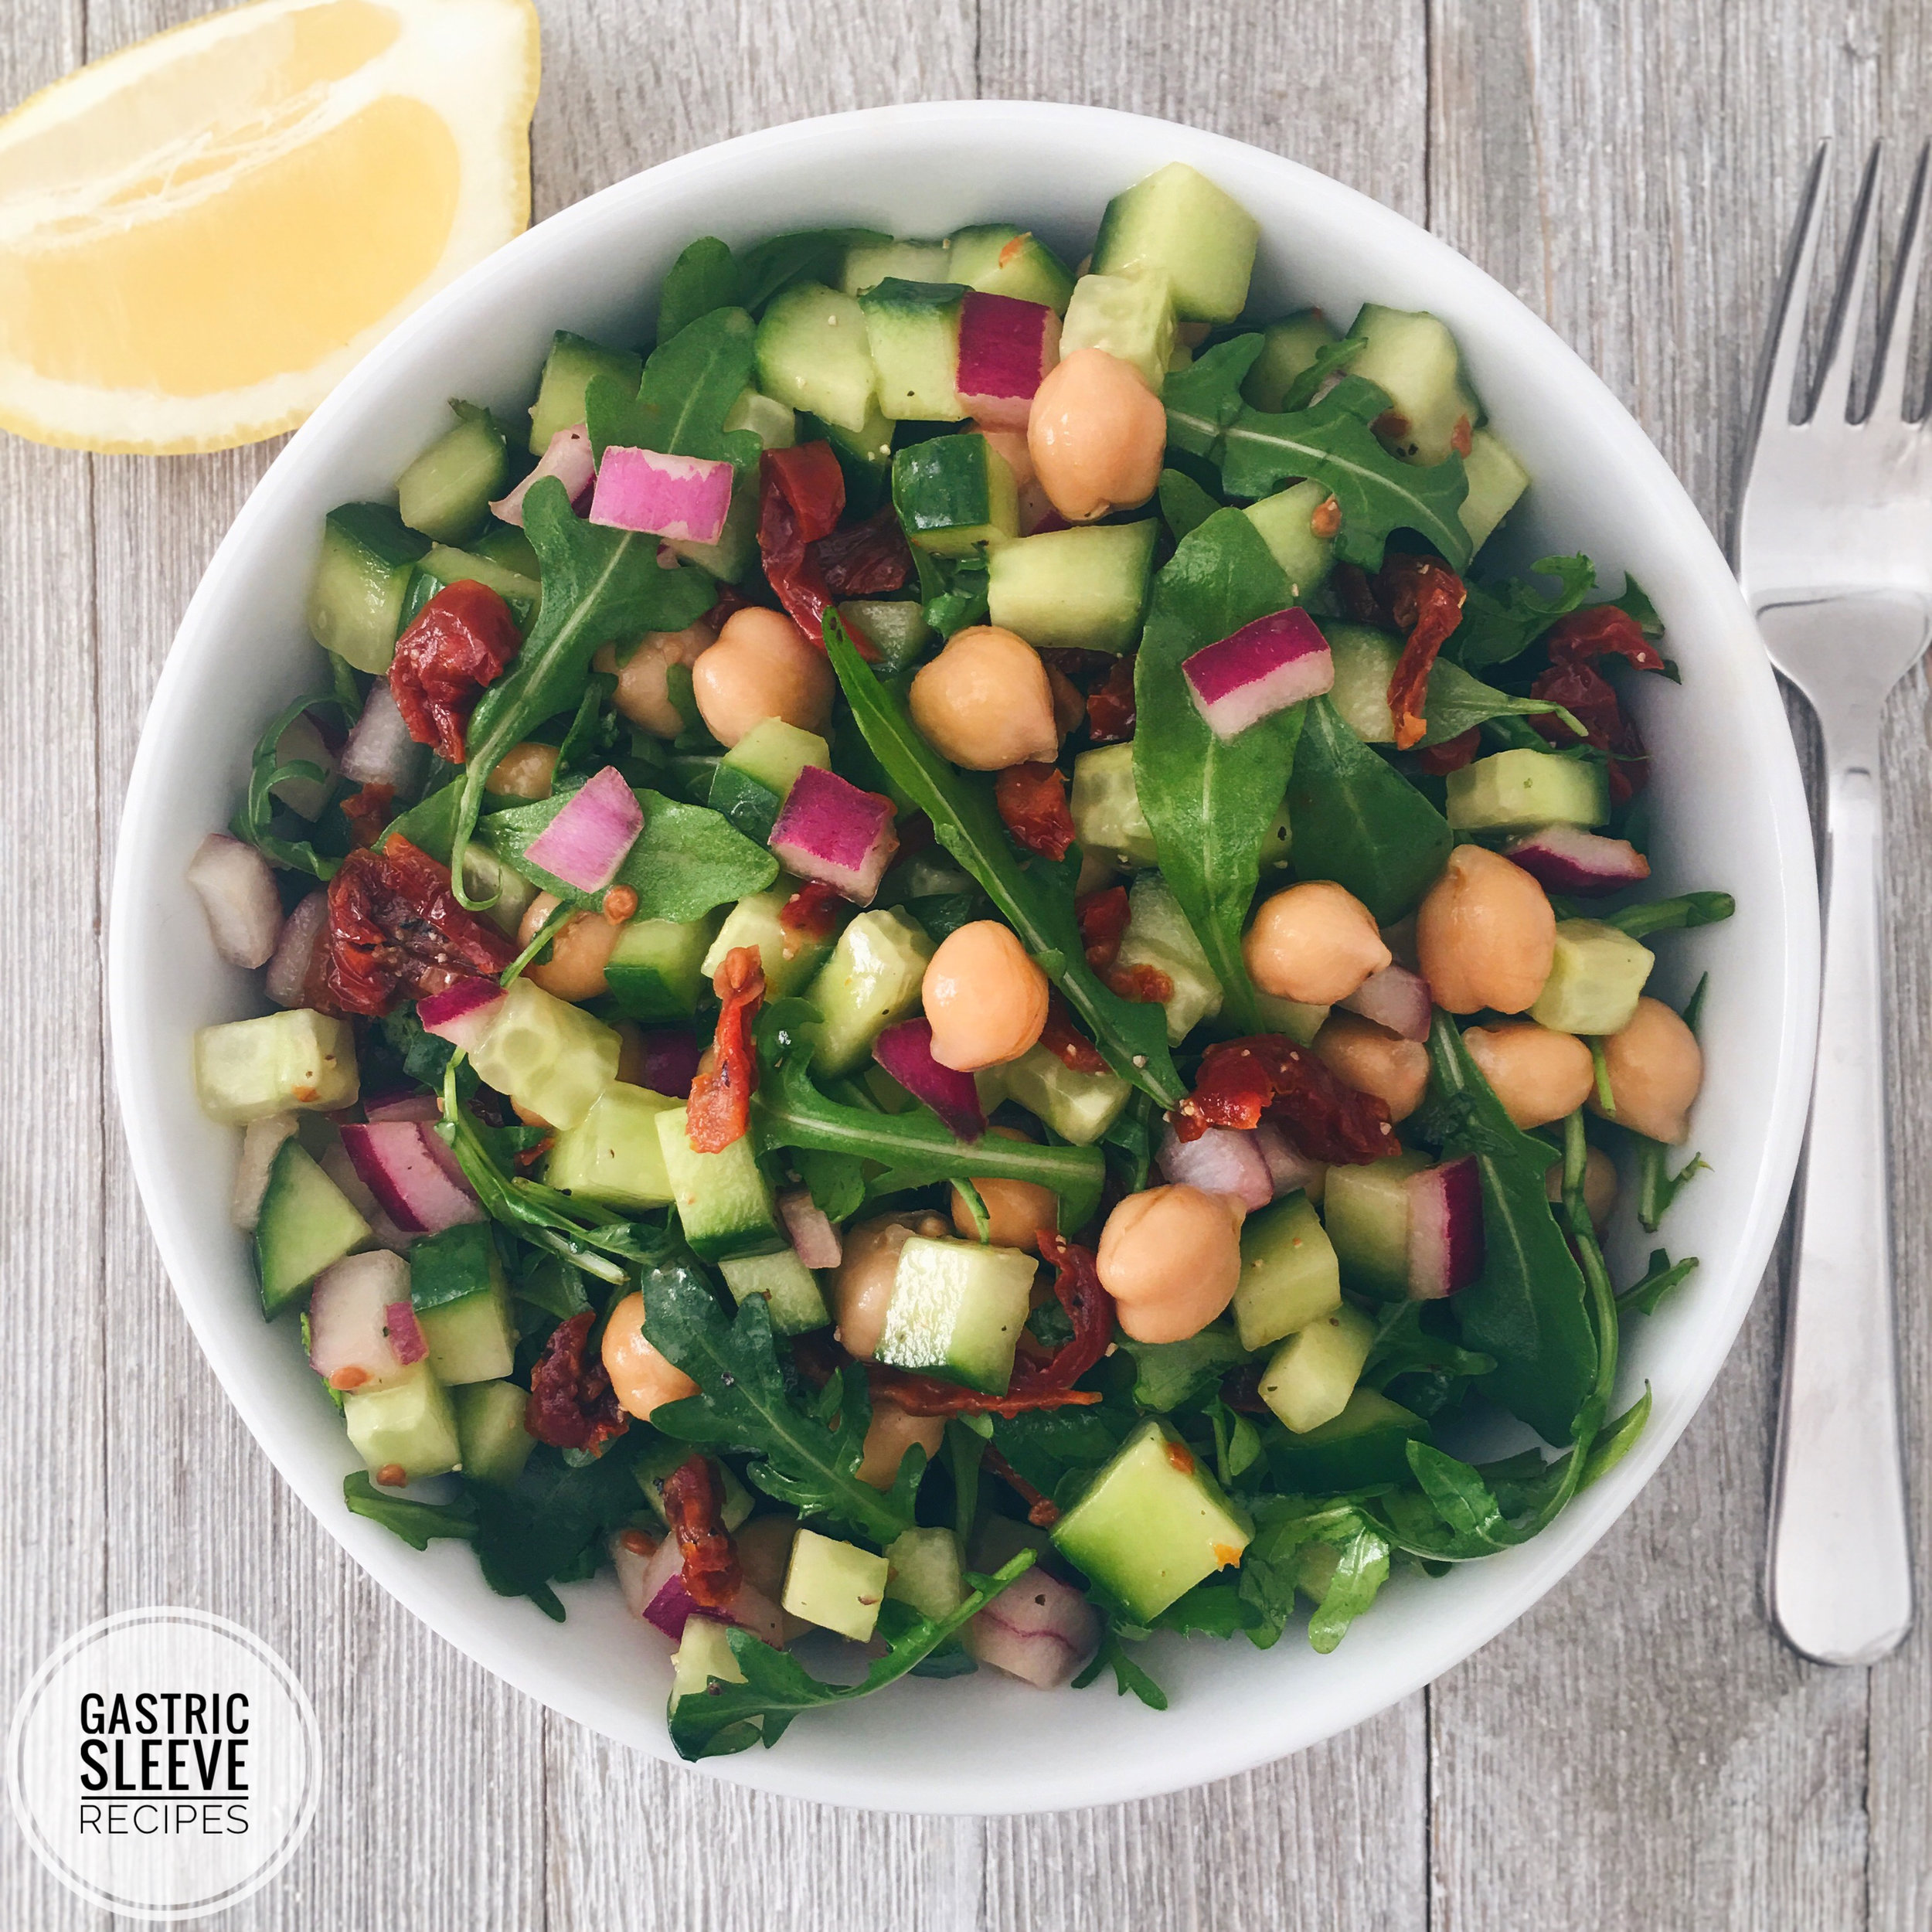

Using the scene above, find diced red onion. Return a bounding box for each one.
[1406,1155,1485,1299]
[268,710,338,820]
[1503,825,1653,895]
[308,1251,415,1392]
[963,1567,1098,1689]
[363,1087,443,1124]
[872,1019,985,1141]
[339,680,426,795]
[524,767,644,893]
[385,1300,428,1365]
[320,1142,414,1254]
[767,765,898,905]
[634,1533,786,1645]
[490,423,596,527]
[186,833,283,969]
[957,293,1062,430]
[778,1186,843,1269]
[1252,1122,1325,1200]
[590,445,736,546]
[1182,608,1335,740]
[267,889,329,1007]
[231,1113,298,1231]
[1340,962,1433,1042]
[418,976,507,1053]
[638,1028,702,1100]
[339,1121,483,1236]
[1156,1123,1274,1212]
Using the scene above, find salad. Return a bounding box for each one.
[186,161,1730,1760]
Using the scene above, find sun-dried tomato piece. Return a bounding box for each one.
[1177,1036,1400,1165]
[1543,604,1665,674]
[1077,884,1130,971]
[661,1454,743,1611]
[815,505,913,598]
[388,580,522,764]
[1528,607,1661,806]
[757,443,845,647]
[994,761,1076,860]
[340,781,396,849]
[526,1309,628,1453]
[778,879,845,942]
[1334,563,1388,625]
[1085,653,1138,744]
[321,833,518,1017]
[1105,961,1173,1005]
[1383,556,1468,751]
[686,945,766,1153]
[1416,727,1481,776]
[1039,991,1108,1074]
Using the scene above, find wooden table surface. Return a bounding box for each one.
[5,1,1930,1925]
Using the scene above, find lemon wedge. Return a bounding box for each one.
[0,0,540,453]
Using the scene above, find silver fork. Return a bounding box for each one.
[1737,139,1926,1666]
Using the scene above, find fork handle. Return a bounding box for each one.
[1766,753,1913,1664]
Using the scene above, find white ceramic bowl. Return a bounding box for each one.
[110,101,1818,1814]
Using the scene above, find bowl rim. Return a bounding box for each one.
[108,98,1819,1814]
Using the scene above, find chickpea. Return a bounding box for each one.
[488,740,558,800]
[518,891,621,1002]
[1594,996,1704,1143]
[1097,1184,1245,1344]
[601,1291,698,1420]
[1028,348,1166,522]
[1243,880,1391,1005]
[857,1396,947,1490]
[923,921,1050,1072]
[1545,1145,1619,1233]
[1314,1012,1429,1122]
[689,605,834,749]
[832,1211,949,1359]
[593,622,714,738]
[1464,1020,1595,1130]
[951,1125,1059,1252]
[1416,845,1555,1015]
[908,625,1060,770]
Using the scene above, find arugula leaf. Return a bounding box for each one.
[826,614,1184,1105]
[1152,1580,1262,1638]
[1070,1625,1169,1709]
[1361,1300,1495,1390]
[1604,891,1735,939]
[1636,1138,1709,1232]
[230,692,353,879]
[451,479,716,906]
[1621,1247,1697,1316]
[1420,659,1583,746]
[467,1447,643,1620]
[736,229,889,313]
[1114,1324,1247,1410]
[1236,1496,1392,1653]
[1162,335,1267,460]
[585,307,761,472]
[1278,335,1365,413]
[986,1406,1131,1502]
[1447,555,1598,670]
[1206,1396,1261,1486]
[657,236,743,344]
[1158,466,1222,543]
[343,1472,476,1550]
[376,1003,457,1090]
[912,547,992,640]
[1133,509,1304,1031]
[794,1147,867,1223]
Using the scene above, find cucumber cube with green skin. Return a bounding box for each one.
[666,478,758,584]
[604,913,719,1023]
[1245,480,1337,601]
[703,884,841,998]
[396,404,509,545]
[782,1528,890,1641]
[1529,921,1655,1036]
[1320,622,1404,743]
[254,1140,370,1318]
[1070,741,1158,868]
[723,386,796,449]
[1058,270,1176,391]
[890,433,1019,556]
[466,978,621,1131]
[1343,304,1483,467]
[985,521,1157,652]
[1092,162,1262,324]
[634,1437,754,1530]
[706,762,783,842]
[409,1222,516,1384]
[719,1248,831,1335]
[886,1526,968,1620]
[544,1081,679,1211]
[1233,1192,1342,1352]
[1458,429,1529,553]
[344,1362,462,1481]
[671,1615,747,1707]
[655,1104,783,1261]
[1446,749,1609,832]
[876,1236,1037,1394]
[1241,310,1341,411]
[946,226,1077,314]
[841,238,952,297]
[451,1380,535,1488]
[1268,1388,1430,1492]
[407,543,539,628]
[306,502,430,673]
[1253,993,1330,1046]
[860,278,968,421]
[1321,1151,1430,1296]
[471,520,541,577]
[805,908,934,1075]
[1259,1301,1378,1433]
[196,1009,360,1124]
[801,406,896,516]
[982,1043,1131,1148]
[1051,1420,1252,1624]
[529,330,642,457]
[723,717,832,797]
[1115,872,1223,1045]
[839,598,934,671]
[754,284,879,436]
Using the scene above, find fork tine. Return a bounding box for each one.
[1748,141,1832,444]
[1811,142,1885,423]
[1870,141,1931,420]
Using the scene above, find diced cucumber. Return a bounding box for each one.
[1245,480,1337,600]
[1059,270,1175,391]
[801,406,896,515]
[466,978,621,1130]
[703,883,839,998]
[1268,1387,1429,1492]
[1528,921,1654,1036]
[253,1139,369,1318]
[885,1526,968,1619]
[706,762,783,843]
[666,478,758,584]
[840,598,934,670]
[1092,162,1260,324]
[876,1236,1036,1394]
[985,521,1156,651]
[1321,622,1403,743]
[267,710,337,821]
[719,1248,832,1335]
[471,521,542,577]
[544,1081,679,1211]
[841,238,952,297]
[670,1615,747,1706]
[723,716,831,797]
[634,1437,754,1530]
[1115,872,1223,1044]
[529,330,642,456]
[1459,428,1529,552]
[396,403,509,545]
[451,1379,535,1488]
[1070,742,1158,867]
[947,225,1077,314]
[860,278,968,421]
[981,1043,1129,1148]
[1051,1420,1250,1624]
[196,1009,359,1124]
[1445,749,1609,832]
[783,1528,889,1642]
[1254,992,1331,1047]
[406,543,539,630]
[1344,304,1482,466]
[723,386,797,449]
[804,908,934,1075]
[655,1104,782,1260]
[890,432,1019,556]
[1233,1191,1342,1352]
[343,1362,461,1481]
[604,913,718,1023]
[410,1222,515,1384]
[754,284,878,436]
[1257,1301,1377,1432]
[1321,1151,1430,1296]
[1241,310,1340,411]
[306,503,430,673]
